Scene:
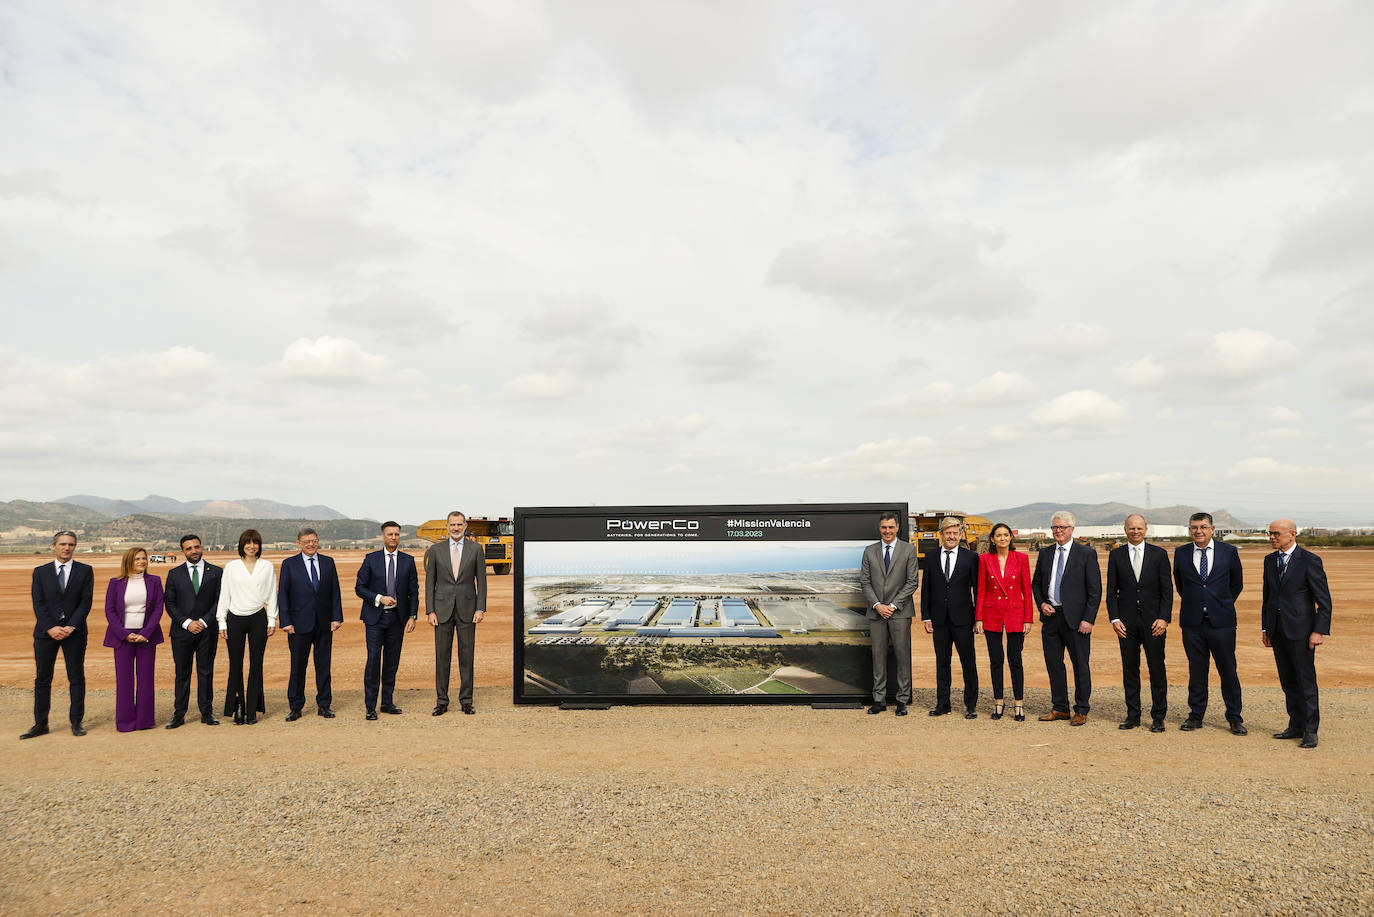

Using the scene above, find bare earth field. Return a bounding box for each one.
[3,547,1372,915]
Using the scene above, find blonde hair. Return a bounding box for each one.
[118,546,147,579]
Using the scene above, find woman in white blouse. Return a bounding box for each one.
[103,546,165,732]
[216,529,277,724]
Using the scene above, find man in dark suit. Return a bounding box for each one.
[355,520,419,720]
[1106,514,1173,732]
[920,517,979,718]
[1262,518,1333,748]
[278,527,344,720]
[1174,512,1246,735]
[859,511,920,716]
[162,534,222,728]
[425,511,487,716]
[1031,511,1102,726]
[23,531,93,738]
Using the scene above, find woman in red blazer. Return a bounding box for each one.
[103,546,165,732]
[974,523,1034,721]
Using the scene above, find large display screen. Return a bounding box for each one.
[514,503,908,704]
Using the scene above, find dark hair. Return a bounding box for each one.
[179,534,201,549]
[879,512,900,524]
[237,529,263,557]
[447,510,466,522]
[990,522,1014,549]
[297,526,318,540]
[1189,512,1214,526]
[52,530,77,544]
[380,521,400,532]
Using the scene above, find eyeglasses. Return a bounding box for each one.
[1266,531,1286,538]
[1050,525,1072,531]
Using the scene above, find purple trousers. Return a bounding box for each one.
[113,642,157,732]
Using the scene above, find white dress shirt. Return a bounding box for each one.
[216,558,278,629]
[375,550,400,606]
[182,560,208,630]
[1193,541,1213,575]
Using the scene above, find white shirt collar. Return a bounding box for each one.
[1195,540,1213,552]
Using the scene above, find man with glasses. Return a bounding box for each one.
[1031,511,1101,726]
[1174,512,1246,735]
[278,527,344,720]
[24,531,93,738]
[1262,519,1332,748]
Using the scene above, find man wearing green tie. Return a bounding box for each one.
[162,535,224,727]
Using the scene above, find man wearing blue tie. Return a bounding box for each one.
[859,511,919,716]
[1030,511,1102,726]
[278,527,344,720]
[1174,512,1246,735]
[355,521,418,720]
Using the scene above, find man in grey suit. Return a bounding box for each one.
[424,511,487,716]
[859,511,920,716]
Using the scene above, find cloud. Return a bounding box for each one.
[1267,406,1302,423]
[1226,456,1302,478]
[1270,180,1374,274]
[1206,328,1297,380]
[768,436,935,477]
[1115,356,1168,387]
[504,371,578,400]
[325,288,461,341]
[516,295,644,374]
[768,222,1028,315]
[1073,471,1173,487]
[877,371,1030,418]
[1029,390,1126,429]
[272,336,390,383]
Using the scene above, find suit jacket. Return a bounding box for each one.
[102,575,166,648]
[277,552,344,634]
[859,538,919,619]
[1105,542,1173,626]
[920,545,979,627]
[974,550,1034,633]
[1174,541,1243,628]
[1031,541,1102,628]
[31,560,94,637]
[1262,546,1332,639]
[163,561,223,634]
[424,538,487,624]
[355,549,420,626]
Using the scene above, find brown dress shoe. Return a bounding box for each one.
[1038,711,1071,722]
[1071,714,1088,726]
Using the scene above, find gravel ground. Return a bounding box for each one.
[3,684,1371,916]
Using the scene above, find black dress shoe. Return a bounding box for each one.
[1300,733,1318,748]
[1179,718,1203,731]
[366,710,378,721]
[461,703,476,715]
[928,705,951,717]
[233,710,245,725]
[1118,719,1140,730]
[1273,728,1303,740]
[380,704,403,715]
[1229,721,1248,736]
[285,710,302,722]
[867,703,886,715]
[1150,721,1166,733]
[19,724,49,740]
[245,714,257,725]
[432,704,448,716]
[894,703,908,716]
[201,715,220,726]
[317,707,336,719]
[964,709,977,720]
[71,723,86,736]
[165,717,185,730]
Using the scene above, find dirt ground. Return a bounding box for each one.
[3,546,1371,915]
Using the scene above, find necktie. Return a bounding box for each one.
[1278,551,1288,581]
[57,563,67,593]
[451,541,460,581]
[1131,546,1142,580]
[191,564,201,594]
[944,550,953,581]
[1199,547,1209,580]
[1052,546,1066,605]
[386,553,396,595]
[883,544,891,572]
[309,556,319,589]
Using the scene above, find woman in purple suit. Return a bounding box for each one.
[103,546,164,731]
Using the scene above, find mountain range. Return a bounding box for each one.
[57,494,346,520]
[978,502,1253,529]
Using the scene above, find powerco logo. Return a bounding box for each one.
[606,519,700,532]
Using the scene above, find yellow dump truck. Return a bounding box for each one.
[416,516,515,575]
[909,511,993,558]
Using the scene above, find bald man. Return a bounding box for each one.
[1262,519,1332,749]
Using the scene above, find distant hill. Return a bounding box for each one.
[979,502,1254,530]
[57,494,347,520]
[0,500,112,534]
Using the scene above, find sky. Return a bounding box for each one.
[2,2,1372,527]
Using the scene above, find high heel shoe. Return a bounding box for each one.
[1013,702,1025,722]
[232,698,245,725]
[992,700,1005,720]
